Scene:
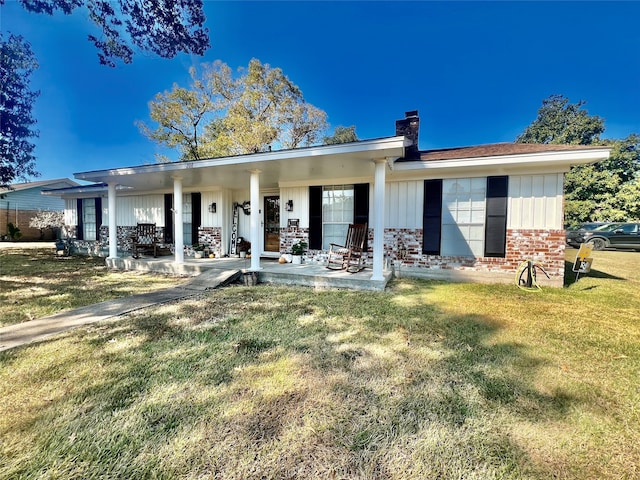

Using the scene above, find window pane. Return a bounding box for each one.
[471,177,486,193]
[83,198,96,241]
[440,178,487,257]
[183,194,192,245]
[322,185,354,250]
[471,209,485,223]
[457,209,472,223]
[442,207,455,224]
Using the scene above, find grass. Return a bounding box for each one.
[1,248,639,479]
[0,248,187,327]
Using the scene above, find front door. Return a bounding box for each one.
[263,195,280,254]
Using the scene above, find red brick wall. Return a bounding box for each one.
[505,229,566,277]
[280,227,309,254]
[383,227,566,281]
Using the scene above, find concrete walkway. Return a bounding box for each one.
[0,268,240,352]
[0,241,57,249]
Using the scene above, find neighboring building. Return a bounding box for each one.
[43,112,610,286]
[0,179,78,241]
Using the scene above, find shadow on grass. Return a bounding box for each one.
[3,283,586,479]
[563,260,625,286]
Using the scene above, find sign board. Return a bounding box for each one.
[572,257,593,274]
[230,204,239,255]
[572,243,594,275]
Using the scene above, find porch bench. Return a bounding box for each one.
[131,223,159,258]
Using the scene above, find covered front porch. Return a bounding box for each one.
[105,255,394,292]
[72,136,409,284]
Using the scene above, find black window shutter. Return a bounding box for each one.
[95,197,102,241]
[422,179,442,255]
[354,183,369,251]
[308,186,322,250]
[484,176,508,257]
[76,199,84,240]
[191,192,201,243]
[353,183,369,225]
[164,193,173,243]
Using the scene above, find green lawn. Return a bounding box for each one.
[0,248,187,327]
[1,248,638,479]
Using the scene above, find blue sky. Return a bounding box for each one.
[2,1,639,182]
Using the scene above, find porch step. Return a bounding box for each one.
[184,268,242,291]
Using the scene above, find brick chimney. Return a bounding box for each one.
[395,110,419,159]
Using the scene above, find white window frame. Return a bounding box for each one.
[182,193,193,246]
[82,198,97,241]
[322,185,354,250]
[441,178,486,257]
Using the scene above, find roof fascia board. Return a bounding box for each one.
[388,164,584,182]
[390,148,611,172]
[41,184,133,197]
[42,186,107,196]
[74,136,408,182]
[1,178,78,193]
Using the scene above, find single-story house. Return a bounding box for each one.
[43,112,610,286]
[0,178,78,240]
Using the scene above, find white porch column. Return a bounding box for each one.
[107,182,118,259]
[249,169,262,271]
[173,177,184,264]
[371,158,387,281]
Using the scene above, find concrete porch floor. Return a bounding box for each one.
[106,255,394,292]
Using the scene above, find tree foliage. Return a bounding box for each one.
[6,0,210,67]
[138,80,214,162]
[323,125,359,145]
[516,94,605,145]
[564,135,640,223]
[138,59,329,160]
[0,33,40,186]
[517,95,639,225]
[29,209,65,239]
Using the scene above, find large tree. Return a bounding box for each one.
[0,0,210,182]
[564,135,640,223]
[516,94,605,145]
[138,59,329,160]
[323,125,359,145]
[0,33,40,186]
[517,95,639,225]
[137,77,216,162]
[4,0,210,67]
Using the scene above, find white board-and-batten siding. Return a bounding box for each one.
[62,173,564,232]
[108,195,164,226]
[280,187,309,228]
[385,181,423,229]
[383,174,563,231]
[64,198,76,225]
[66,195,165,227]
[201,191,226,228]
[508,174,563,230]
[67,192,231,229]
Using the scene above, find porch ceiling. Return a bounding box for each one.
[74,137,409,192]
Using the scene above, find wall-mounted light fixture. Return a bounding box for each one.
[241,201,251,215]
[208,202,217,213]
[285,200,294,212]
